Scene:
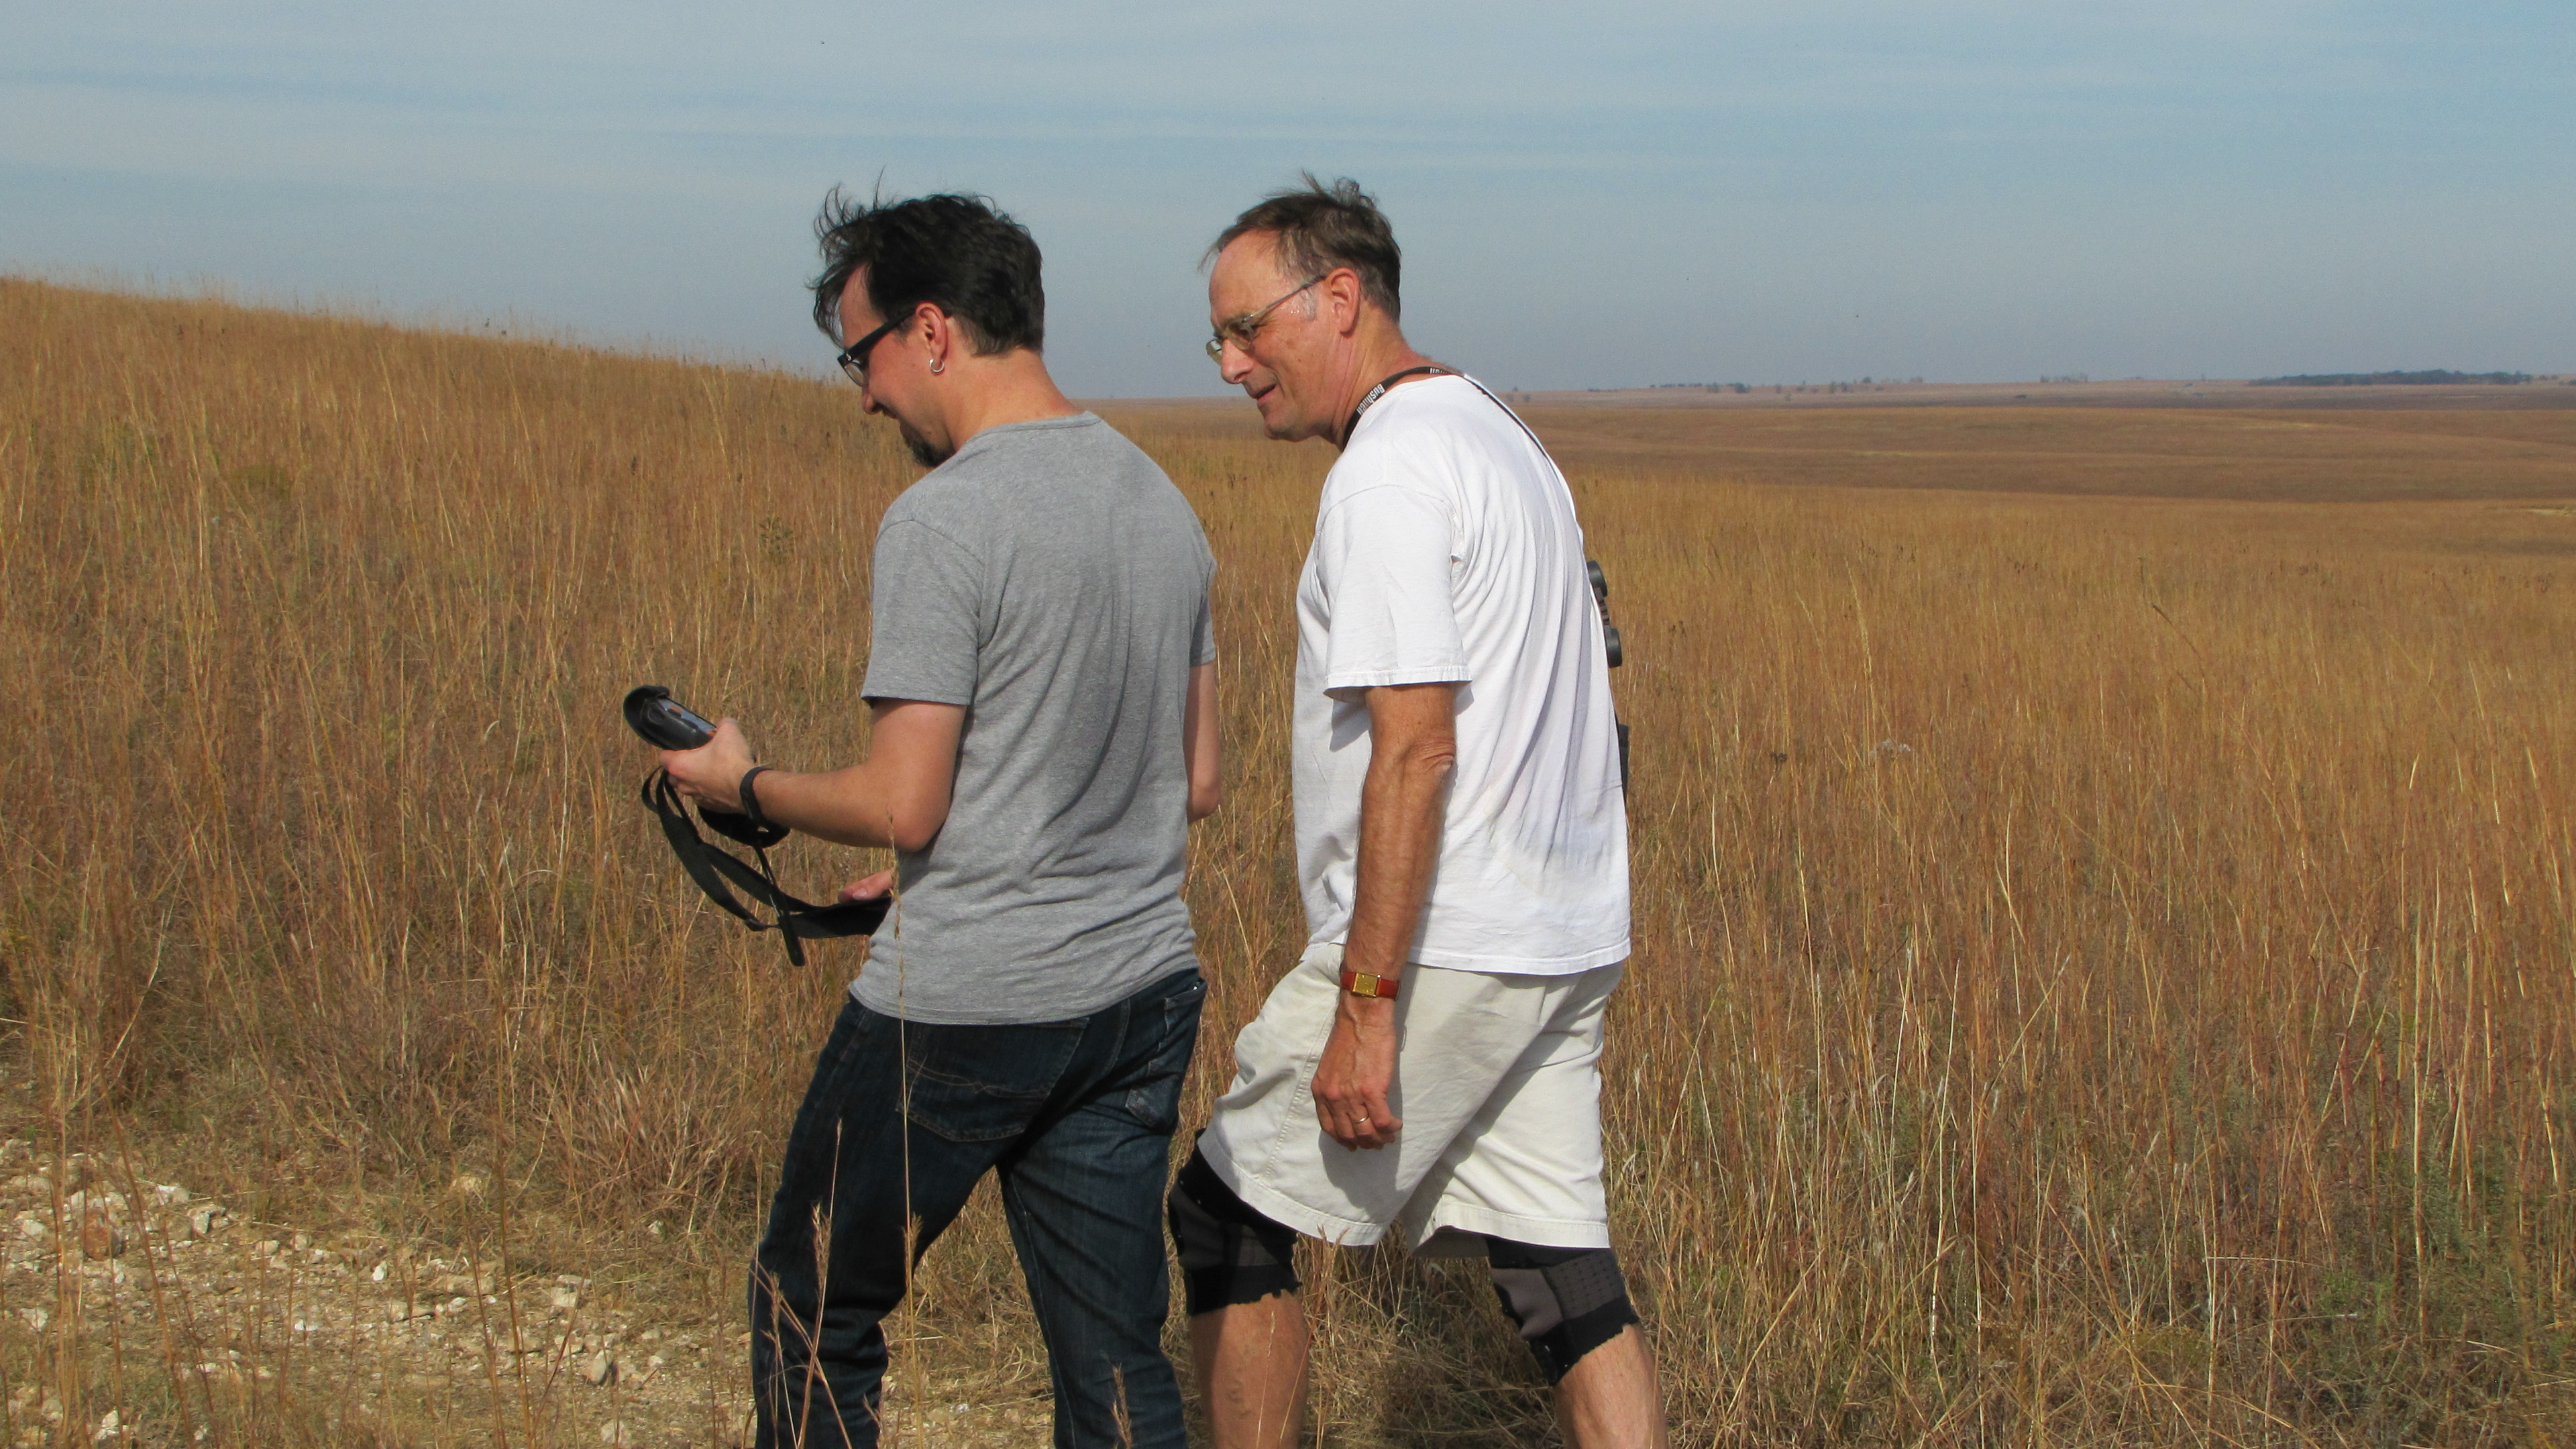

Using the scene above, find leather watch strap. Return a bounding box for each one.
[1338,966,1401,1000]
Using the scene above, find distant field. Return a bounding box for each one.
[1108,397,2576,503]
[9,278,2575,1446]
[1499,375,2576,413]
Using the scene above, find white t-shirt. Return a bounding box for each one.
[1292,374,1631,976]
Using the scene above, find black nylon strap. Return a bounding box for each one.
[1451,374,1557,460]
[1342,364,1452,445]
[638,769,889,965]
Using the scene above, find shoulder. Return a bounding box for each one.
[875,467,996,575]
[888,415,1207,557]
[964,411,1146,470]
[1326,376,1526,508]
[879,415,1099,535]
[878,473,975,542]
[945,413,1181,495]
[1036,415,1211,545]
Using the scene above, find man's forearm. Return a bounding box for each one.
[1184,661,1222,822]
[1342,684,1457,978]
[1309,682,1455,1151]
[1344,753,1447,975]
[745,764,916,851]
[661,700,963,854]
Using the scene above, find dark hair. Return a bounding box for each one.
[1210,173,1401,322]
[810,189,1044,354]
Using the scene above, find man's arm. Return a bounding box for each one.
[657,698,965,851]
[1309,680,1456,1150]
[1184,662,1222,822]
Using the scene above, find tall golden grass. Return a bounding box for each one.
[5,275,2574,1445]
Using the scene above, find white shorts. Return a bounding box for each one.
[1197,943,1623,1257]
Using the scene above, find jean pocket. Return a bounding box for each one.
[1121,973,1206,1133]
[903,1020,1085,1144]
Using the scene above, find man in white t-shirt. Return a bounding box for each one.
[1169,175,1666,1448]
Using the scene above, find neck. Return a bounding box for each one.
[938,351,1081,447]
[1325,319,1436,451]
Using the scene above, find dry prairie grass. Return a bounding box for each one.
[4,275,2575,1446]
[1515,405,2576,502]
[1103,394,2576,502]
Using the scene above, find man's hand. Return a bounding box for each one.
[838,869,896,903]
[661,718,755,811]
[1311,991,1402,1149]
[1310,681,1452,1154]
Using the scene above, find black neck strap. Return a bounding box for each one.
[1343,365,1452,445]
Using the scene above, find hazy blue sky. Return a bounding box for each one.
[5,1,2570,395]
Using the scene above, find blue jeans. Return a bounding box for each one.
[749,968,1205,1449]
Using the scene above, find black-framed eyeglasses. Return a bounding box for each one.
[835,317,904,386]
[1205,273,1328,362]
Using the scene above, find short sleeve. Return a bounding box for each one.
[861,518,982,706]
[1313,483,1467,693]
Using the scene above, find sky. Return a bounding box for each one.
[5,1,2571,396]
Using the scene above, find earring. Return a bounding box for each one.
[928,358,944,374]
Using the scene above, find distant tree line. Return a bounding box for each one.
[2252,370,2533,387]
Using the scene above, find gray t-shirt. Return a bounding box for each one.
[853,413,1216,1025]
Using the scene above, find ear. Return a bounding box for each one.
[1322,268,1366,337]
[914,303,953,371]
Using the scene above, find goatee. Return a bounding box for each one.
[900,423,952,469]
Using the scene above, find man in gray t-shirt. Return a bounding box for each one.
[857,411,1214,1024]
[661,192,1218,1449]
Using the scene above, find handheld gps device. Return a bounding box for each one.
[624,685,717,751]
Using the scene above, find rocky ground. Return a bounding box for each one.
[0,1136,1048,1446]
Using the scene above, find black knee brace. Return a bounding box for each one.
[1167,1148,1301,1316]
[1485,1238,1640,1384]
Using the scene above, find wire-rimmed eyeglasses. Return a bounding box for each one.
[1204,274,1328,363]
